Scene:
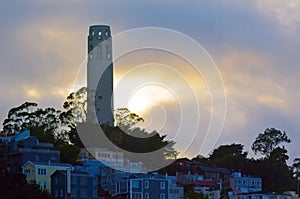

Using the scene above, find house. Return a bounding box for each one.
[199,165,230,188]
[3,130,60,173]
[176,171,221,199]
[229,192,292,199]
[22,160,72,191]
[120,174,169,199]
[168,175,184,199]
[80,148,124,168]
[51,170,100,199]
[79,148,144,173]
[115,173,184,199]
[76,159,117,197]
[230,172,262,194]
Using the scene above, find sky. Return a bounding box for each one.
[0,0,300,163]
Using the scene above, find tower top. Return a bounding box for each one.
[89,25,111,35]
[89,25,110,29]
[88,25,112,50]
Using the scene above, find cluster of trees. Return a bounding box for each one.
[191,128,297,193]
[0,87,178,166]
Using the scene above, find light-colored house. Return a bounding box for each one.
[230,172,262,194]
[229,192,292,199]
[22,160,72,191]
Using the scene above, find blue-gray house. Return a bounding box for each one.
[50,170,100,199]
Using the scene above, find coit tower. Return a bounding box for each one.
[87,25,114,126]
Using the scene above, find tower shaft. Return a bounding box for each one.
[87,25,114,126]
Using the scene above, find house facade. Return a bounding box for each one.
[22,160,72,191]
[51,170,100,199]
[3,131,60,173]
[229,192,292,199]
[115,173,184,199]
[230,172,262,194]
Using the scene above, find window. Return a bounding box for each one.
[80,177,87,185]
[98,31,102,40]
[106,45,110,60]
[43,182,47,189]
[145,180,149,188]
[102,169,107,176]
[80,189,87,198]
[145,193,150,199]
[121,181,126,189]
[160,181,166,189]
[24,169,30,176]
[38,168,46,176]
[160,193,165,199]
[55,190,58,197]
[71,188,77,198]
[132,193,142,199]
[71,176,77,185]
[60,176,64,184]
[60,189,63,197]
[132,180,139,188]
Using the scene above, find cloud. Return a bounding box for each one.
[256,0,300,32]
[1,0,300,160]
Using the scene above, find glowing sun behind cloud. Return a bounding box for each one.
[127,83,178,132]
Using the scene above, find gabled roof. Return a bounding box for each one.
[50,169,92,177]
[22,160,72,169]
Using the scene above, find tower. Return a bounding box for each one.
[87,25,114,126]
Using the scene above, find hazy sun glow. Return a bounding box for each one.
[127,84,176,115]
[23,86,40,99]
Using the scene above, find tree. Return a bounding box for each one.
[209,143,247,160]
[207,143,248,171]
[2,102,38,132]
[55,142,80,165]
[251,128,291,157]
[293,158,300,195]
[0,173,51,199]
[2,102,62,135]
[114,108,144,129]
[293,158,300,177]
[183,184,208,199]
[62,87,87,126]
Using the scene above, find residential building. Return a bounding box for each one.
[76,159,117,197]
[199,165,230,188]
[229,192,292,199]
[168,175,184,199]
[79,148,144,174]
[22,160,72,191]
[51,170,100,199]
[115,173,184,199]
[176,171,221,199]
[1,130,60,173]
[80,148,124,168]
[230,172,262,194]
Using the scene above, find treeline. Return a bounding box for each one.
[1,87,299,193]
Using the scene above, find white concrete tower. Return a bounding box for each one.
[87,25,114,126]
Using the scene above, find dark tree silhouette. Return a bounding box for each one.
[251,127,291,157]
